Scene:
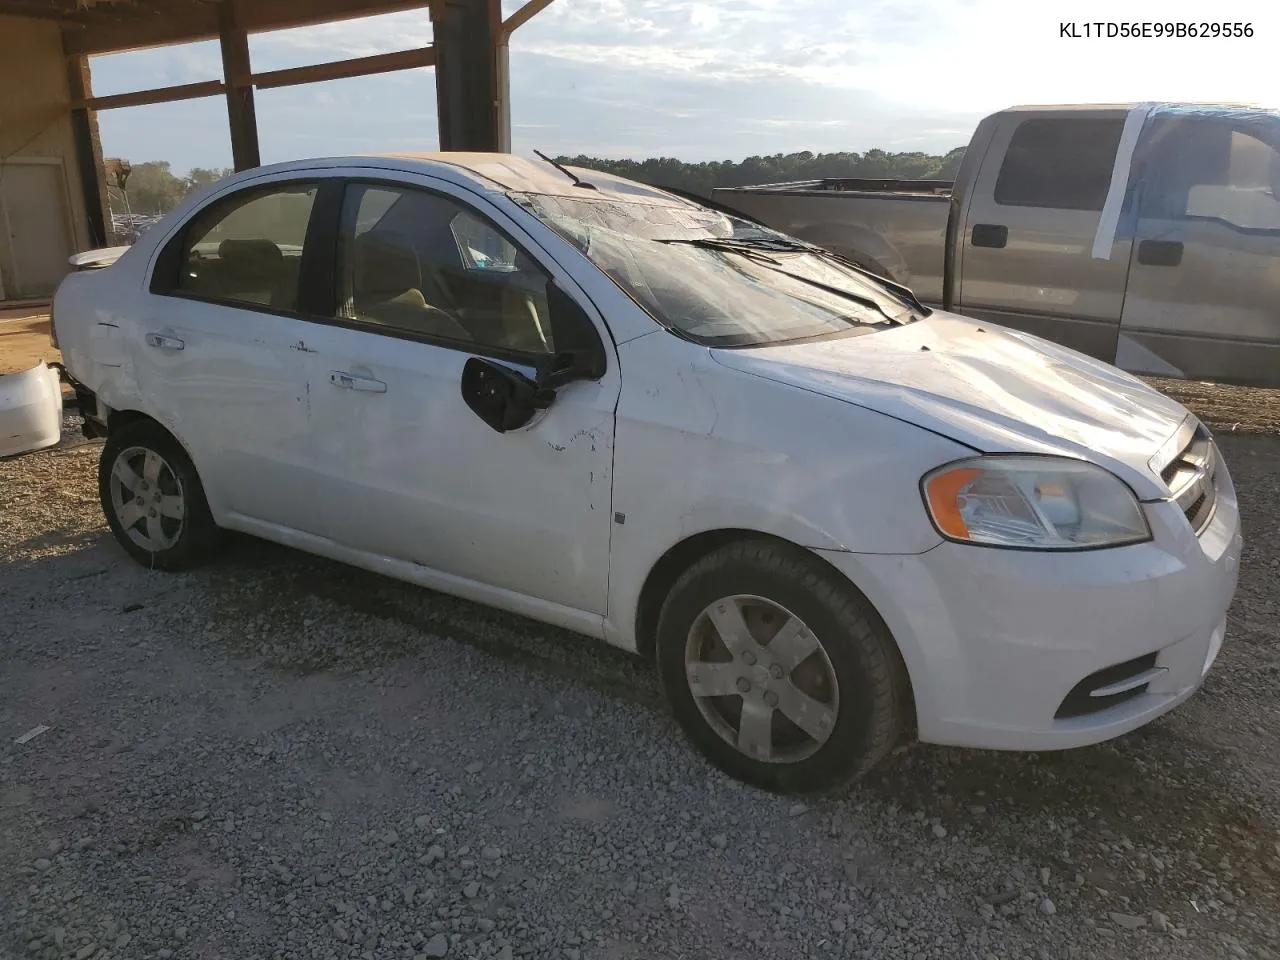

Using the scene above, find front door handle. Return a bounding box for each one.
[144,333,184,350]
[329,370,387,393]
[971,223,1008,249]
[1136,239,1183,267]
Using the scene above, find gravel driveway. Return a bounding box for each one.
[3,397,1279,960]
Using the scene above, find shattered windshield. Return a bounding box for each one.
[512,193,923,347]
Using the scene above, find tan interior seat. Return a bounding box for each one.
[350,232,471,341]
[217,237,286,306]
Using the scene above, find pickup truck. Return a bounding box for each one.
[714,103,1280,388]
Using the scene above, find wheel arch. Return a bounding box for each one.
[633,529,917,734]
[108,407,164,434]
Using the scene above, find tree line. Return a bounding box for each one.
[104,159,235,217]
[104,145,967,217]
[556,147,967,199]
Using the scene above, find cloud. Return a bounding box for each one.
[90,0,1278,175]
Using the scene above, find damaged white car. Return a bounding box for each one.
[50,154,1242,792]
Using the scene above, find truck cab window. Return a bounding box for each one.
[994,118,1125,211]
[1184,128,1280,231]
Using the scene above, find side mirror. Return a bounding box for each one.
[461,348,601,434]
[461,284,607,433]
[461,358,549,433]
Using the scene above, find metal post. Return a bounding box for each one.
[217,0,261,171]
[496,37,510,153]
[430,0,501,152]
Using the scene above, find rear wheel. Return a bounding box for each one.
[656,539,908,793]
[99,419,221,570]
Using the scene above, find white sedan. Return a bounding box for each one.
[51,153,1242,793]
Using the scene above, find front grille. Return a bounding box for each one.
[1158,424,1219,535]
[1055,652,1159,719]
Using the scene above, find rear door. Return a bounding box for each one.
[1117,114,1280,386]
[956,112,1130,360]
[137,177,326,530]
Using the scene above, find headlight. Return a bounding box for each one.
[921,456,1150,550]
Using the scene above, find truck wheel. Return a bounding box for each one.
[655,539,909,794]
[99,419,221,571]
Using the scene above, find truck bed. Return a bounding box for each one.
[720,178,954,199]
[712,183,952,303]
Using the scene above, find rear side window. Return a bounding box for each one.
[1183,127,1280,231]
[157,182,318,312]
[994,118,1125,211]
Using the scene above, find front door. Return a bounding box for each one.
[956,113,1132,360]
[303,178,619,615]
[1118,113,1280,386]
[136,178,324,530]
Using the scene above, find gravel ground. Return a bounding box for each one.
[3,396,1279,960]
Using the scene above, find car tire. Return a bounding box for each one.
[655,538,909,794]
[99,419,221,571]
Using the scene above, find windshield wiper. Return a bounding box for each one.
[657,235,928,319]
[654,236,910,326]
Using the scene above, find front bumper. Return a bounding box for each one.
[819,460,1242,752]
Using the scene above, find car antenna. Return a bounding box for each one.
[534,149,598,190]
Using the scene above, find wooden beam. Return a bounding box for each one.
[63,52,111,248]
[73,50,435,109]
[76,79,226,111]
[0,0,80,20]
[218,0,260,171]
[253,46,434,90]
[63,0,431,57]
[499,0,553,40]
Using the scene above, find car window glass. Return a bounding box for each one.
[337,184,556,354]
[994,118,1125,211]
[1184,129,1280,230]
[174,183,317,311]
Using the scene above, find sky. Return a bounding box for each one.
[88,0,1278,175]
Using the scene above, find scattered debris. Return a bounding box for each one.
[14,724,49,744]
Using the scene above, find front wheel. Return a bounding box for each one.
[99,419,221,570]
[656,539,910,794]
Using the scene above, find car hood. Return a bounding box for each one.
[710,311,1190,500]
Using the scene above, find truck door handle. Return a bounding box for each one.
[971,224,1008,249]
[144,333,184,350]
[329,370,387,393]
[1137,239,1183,267]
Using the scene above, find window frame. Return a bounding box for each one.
[327,177,607,370]
[993,117,1127,212]
[148,177,329,319]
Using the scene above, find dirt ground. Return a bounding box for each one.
[0,309,59,376]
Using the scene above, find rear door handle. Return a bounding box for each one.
[144,333,184,350]
[970,223,1008,249]
[329,370,387,393]
[1137,239,1183,267]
